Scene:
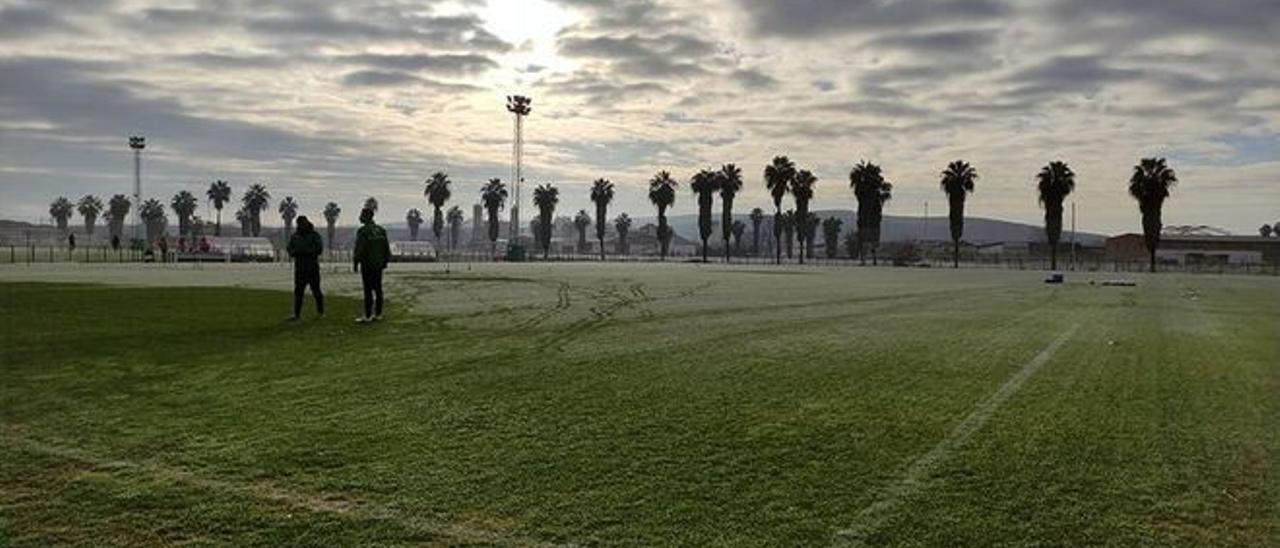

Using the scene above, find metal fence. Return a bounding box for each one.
[3,244,1278,276]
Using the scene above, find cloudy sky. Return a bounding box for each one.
[1,0,1277,234]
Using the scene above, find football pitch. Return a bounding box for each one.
[1,263,1276,546]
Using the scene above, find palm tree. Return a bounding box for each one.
[206,180,232,236]
[690,169,719,262]
[764,156,796,264]
[749,207,764,255]
[241,183,271,237]
[107,194,131,240]
[77,195,104,238]
[278,196,298,242]
[940,160,978,268]
[1036,161,1075,270]
[850,161,892,265]
[590,178,615,260]
[323,202,341,250]
[1262,224,1275,238]
[822,216,844,258]
[406,208,424,240]
[573,209,592,253]
[363,196,379,213]
[791,169,817,262]
[447,205,464,251]
[1128,157,1178,273]
[532,183,559,258]
[49,197,73,232]
[731,220,746,255]
[614,213,632,255]
[648,171,678,259]
[139,198,167,243]
[424,172,452,251]
[480,178,507,255]
[780,209,796,258]
[718,164,744,262]
[236,207,252,237]
[171,191,198,238]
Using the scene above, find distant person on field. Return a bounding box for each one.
[287,215,325,320]
[156,237,168,262]
[111,235,120,251]
[353,207,390,322]
[67,233,76,252]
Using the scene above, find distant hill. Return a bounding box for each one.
[637,210,1105,246]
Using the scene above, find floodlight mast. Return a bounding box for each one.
[129,135,146,242]
[506,95,531,244]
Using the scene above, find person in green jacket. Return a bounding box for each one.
[287,215,325,320]
[353,207,391,322]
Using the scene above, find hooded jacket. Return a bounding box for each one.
[287,216,324,273]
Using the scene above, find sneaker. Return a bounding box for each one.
[355,316,371,323]
[373,314,383,322]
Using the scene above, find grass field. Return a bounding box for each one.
[1,263,1277,546]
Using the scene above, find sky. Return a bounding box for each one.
[1,0,1277,234]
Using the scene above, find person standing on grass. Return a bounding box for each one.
[287,215,325,321]
[353,207,390,323]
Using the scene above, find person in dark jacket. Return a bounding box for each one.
[287,215,325,320]
[353,207,390,322]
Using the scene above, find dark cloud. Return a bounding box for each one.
[734,0,1011,37]
[339,70,480,92]
[1046,0,1280,41]
[865,29,998,54]
[0,4,76,38]
[338,53,498,75]
[730,68,778,89]
[1003,55,1143,98]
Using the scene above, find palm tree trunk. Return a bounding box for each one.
[215,209,222,236]
[1149,248,1156,273]
[953,239,959,268]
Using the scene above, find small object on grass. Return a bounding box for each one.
[1044,272,1064,284]
[1101,279,1137,287]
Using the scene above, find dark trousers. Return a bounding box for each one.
[294,269,324,317]
[360,266,384,318]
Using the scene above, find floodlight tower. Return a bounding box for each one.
[506,95,531,243]
[129,135,146,242]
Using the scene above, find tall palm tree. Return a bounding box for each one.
[731,219,746,255]
[171,191,198,238]
[940,160,978,268]
[780,209,796,258]
[690,169,719,262]
[77,195,104,238]
[764,156,796,264]
[648,171,678,260]
[1128,157,1178,273]
[614,213,632,255]
[573,209,592,253]
[1036,161,1075,270]
[480,178,507,255]
[424,172,452,251]
[363,196,379,213]
[406,208,424,241]
[107,194,131,240]
[323,202,341,250]
[590,178,615,260]
[206,180,232,236]
[850,161,892,265]
[532,183,559,258]
[749,207,764,255]
[139,198,167,243]
[278,196,298,241]
[241,183,271,237]
[718,164,743,263]
[791,169,817,262]
[822,216,844,258]
[49,197,73,232]
[236,207,252,237]
[447,205,464,251]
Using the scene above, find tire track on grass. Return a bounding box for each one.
[833,322,1082,546]
[0,431,555,547]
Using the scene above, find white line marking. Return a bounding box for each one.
[834,323,1081,546]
